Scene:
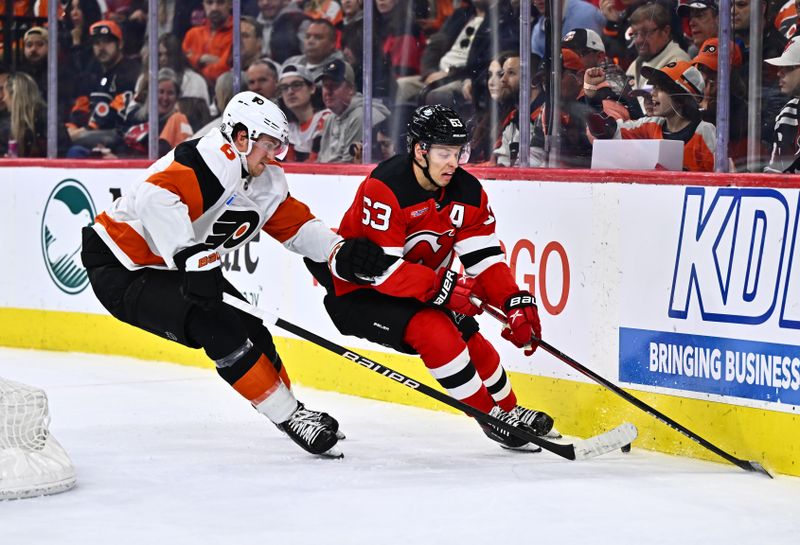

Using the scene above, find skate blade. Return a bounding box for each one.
[335,430,346,440]
[545,427,562,439]
[500,443,542,453]
[317,445,344,459]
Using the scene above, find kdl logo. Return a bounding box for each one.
[41,179,96,294]
[669,187,800,327]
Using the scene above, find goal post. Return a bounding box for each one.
[0,377,76,500]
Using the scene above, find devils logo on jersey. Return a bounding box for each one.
[404,229,456,271]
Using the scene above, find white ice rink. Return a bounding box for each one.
[1,347,798,545]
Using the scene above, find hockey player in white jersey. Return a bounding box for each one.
[80,91,389,457]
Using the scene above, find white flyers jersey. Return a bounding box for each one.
[92,129,340,270]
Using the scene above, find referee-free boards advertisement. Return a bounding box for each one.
[619,185,800,412]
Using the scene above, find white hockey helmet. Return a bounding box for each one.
[221,91,289,160]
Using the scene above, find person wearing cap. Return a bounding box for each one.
[182,0,234,86]
[282,19,344,82]
[277,63,330,161]
[588,60,716,171]
[691,37,749,168]
[676,0,718,54]
[531,48,595,167]
[246,58,280,102]
[316,59,390,163]
[22,26,68,97]
[764,36,800,173]
[530,0,605,60]
[66,19,141,151]
[626,2,691,94]
[562,28,606,69]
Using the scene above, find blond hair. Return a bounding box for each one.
[5,72,45,157]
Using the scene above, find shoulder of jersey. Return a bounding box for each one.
[447,167,483,207]
[175,132,238,177]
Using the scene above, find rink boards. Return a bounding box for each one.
[0,161,797,476]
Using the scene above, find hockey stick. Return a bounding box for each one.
[476,300,773,478]
[222,293,637,461]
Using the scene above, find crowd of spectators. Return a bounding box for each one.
[0,0,799,173]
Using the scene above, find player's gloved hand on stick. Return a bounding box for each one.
[331,237,395,285]
[502,291,541,355]
[174,245,224,309]
[429,269,482,316]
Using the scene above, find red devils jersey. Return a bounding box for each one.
[335,155,520,306]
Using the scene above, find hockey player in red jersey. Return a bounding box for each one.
[306,105,556,450]
[80,91,388,457]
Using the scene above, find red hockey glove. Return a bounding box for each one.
[501,291,541,355]
[174,245,224,309]
[429,270,482,316]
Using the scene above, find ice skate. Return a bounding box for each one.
[277,403,343,458]
[511,405,561,439]
[310,408,346,440]
[479,406,538,451]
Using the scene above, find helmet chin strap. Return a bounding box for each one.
[223,127,254,174]
[413,148,445,189]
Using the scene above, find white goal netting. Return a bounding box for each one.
[0,377,76,500]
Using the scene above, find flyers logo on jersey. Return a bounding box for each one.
[404,229,456,270]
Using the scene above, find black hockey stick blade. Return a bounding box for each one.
[222,294,636,461]
[476,300,774,478]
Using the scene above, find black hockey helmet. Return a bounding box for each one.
[407,105,470,161]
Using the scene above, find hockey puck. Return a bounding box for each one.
[621,443,631,453]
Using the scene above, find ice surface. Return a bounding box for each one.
[0,348,797,545]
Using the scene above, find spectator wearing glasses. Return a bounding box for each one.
[316,59,390,163]
[626,2,691,94]
[676,0,718,55]
[246,58,281,102]
[764,37,800,173]
[278,64,330,161]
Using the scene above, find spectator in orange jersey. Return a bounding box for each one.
[586,60,716,171]
[182,0,233,86]
[691,38,749,169]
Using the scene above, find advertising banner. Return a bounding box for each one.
[619,185,800,412]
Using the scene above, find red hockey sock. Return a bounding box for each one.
[404,308,495,413]
[467,333,517,412]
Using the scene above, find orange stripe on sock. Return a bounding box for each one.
[278,364,291,389]
[232,354,280,403]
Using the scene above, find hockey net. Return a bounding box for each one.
[0,377,76,500]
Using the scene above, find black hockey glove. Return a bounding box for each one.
[331,238,396,285]
[174,245,224,309]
